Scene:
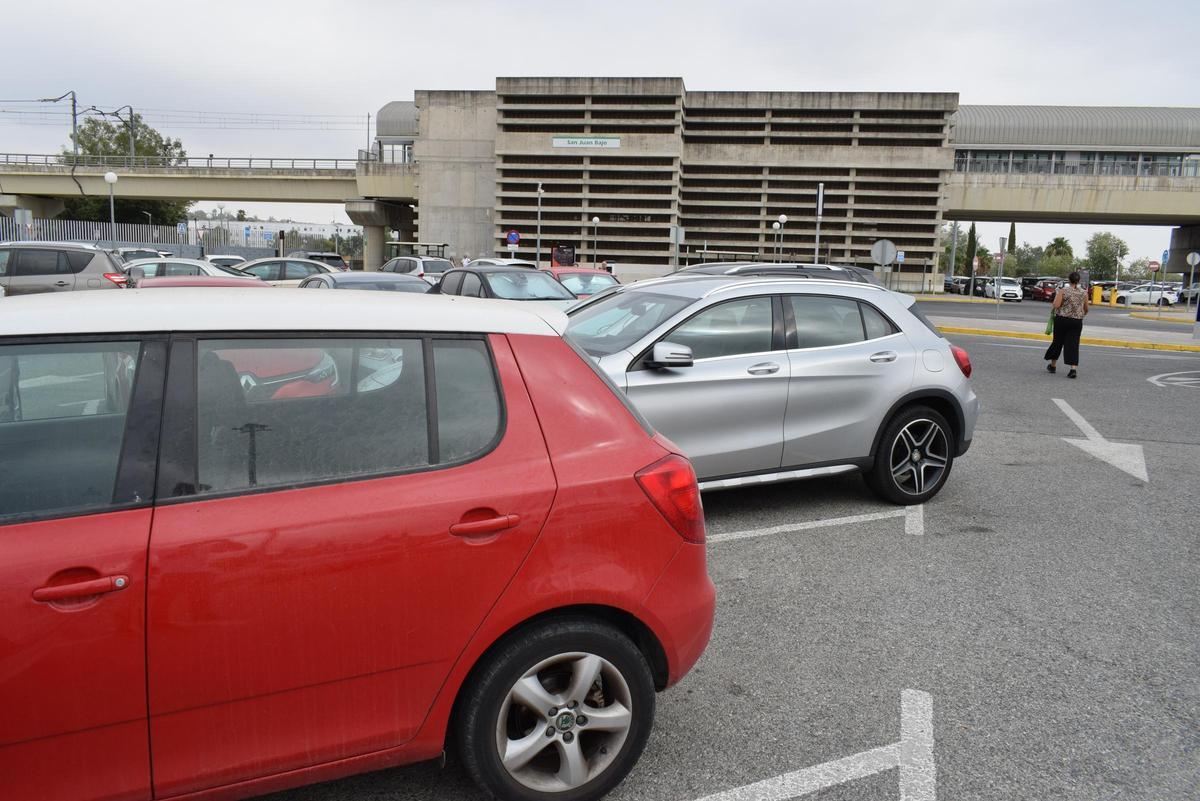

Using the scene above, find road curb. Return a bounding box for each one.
[1128,312,1195,325]
[937,325,1200,353]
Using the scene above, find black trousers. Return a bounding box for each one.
[1044,315,1083,365]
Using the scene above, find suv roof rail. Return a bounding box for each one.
[704,277,889,298]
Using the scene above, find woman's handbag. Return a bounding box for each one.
[1045,312,1056,336]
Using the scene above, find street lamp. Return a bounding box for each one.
[217,203,226,245]
[142,211,152,228]
[103,171,118,246]
[771,221,781,261]
[537,183,544,268]
[591,216,600,267]
[777,214,788,261]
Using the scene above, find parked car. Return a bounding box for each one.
[204,254,247,269]
[468,258,538,269]
[984,277,1023,301]
[123,258,261,283]
[437,265,579,310]
[237,257,339,287]
[0,240,127,294]
[134,276,273,289]
[0,289,714,801]
[677,261,883,286]
[1116,284,1178,306]
[287,250,350,270]
[547,266,620,298]
[112,247,170,263]
[1179,282,1199,303]
[299,272,433,293]
[565,275,978,503]
[380,255,455,285]
[1031,279,1062,301]
[944,276,958,294]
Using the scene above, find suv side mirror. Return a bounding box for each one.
[649,341,694,369]
[127,266,145,285]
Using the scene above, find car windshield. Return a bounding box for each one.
[423,259,453,274]
[566,289,694,357]
[558,272,619,295]
[341,281,430,293]
[485,271,576,300]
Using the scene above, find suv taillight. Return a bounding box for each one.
[635,454,705,544]
[104,272,129,287]
[951,345,972,378]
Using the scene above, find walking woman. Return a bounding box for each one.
[1045,271,1089,378]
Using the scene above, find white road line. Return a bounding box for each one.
[694,689,936,801]
[1051,397,1104,441]
[1052,398,1149,482]
[904,504,925,536]
[708,509,903,544]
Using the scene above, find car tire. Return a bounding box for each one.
[865,405,955,505]
[456,617,656,801]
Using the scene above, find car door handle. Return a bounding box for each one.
[33,575,129,603]
[747,362,780,375]
[450,514,521,537]
[869,351,898,363]
[54,281,70,287]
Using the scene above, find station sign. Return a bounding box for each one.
[552,137,621,149]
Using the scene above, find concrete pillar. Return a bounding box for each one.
[363,225,386,271]
[0,194,66,219]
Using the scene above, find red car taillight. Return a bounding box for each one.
[635,454,705,544]
[951,344,972,378]
[104,272,129,287]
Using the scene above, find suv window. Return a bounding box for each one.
[244,262,280,281]
[0,342,142,519]
[667,297,774,360]
[65,251,95,272]
[14,249,68,277]
[440,272,464,294]
[0,249,9,276]
[860,303,899,340]
[461,273,483,297]
[789,296,867,348]
[424,258,452,275]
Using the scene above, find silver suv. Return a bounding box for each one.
[0,241,127,295]
[566,275,978,503]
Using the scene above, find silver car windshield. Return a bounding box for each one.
[485,271,575,300]
[566,290,693,357]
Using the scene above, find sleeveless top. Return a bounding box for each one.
[1057,285,1087,319]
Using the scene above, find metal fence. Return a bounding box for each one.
[0,153,360,171]
[954,154,1200,178]
[0,216,357,257]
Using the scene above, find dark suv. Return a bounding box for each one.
[0,241,127,295]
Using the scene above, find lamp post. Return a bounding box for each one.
[996,236,1007,319]
[777,214,788,261]
[142,211,152,229]
[536,183,544,268]
[217,203,226,246]
[103,171,118,246]
[771,221,781,261]
[591,216,600,267]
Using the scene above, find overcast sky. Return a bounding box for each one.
[5,0,1197,259]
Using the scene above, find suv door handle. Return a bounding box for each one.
[747,362,780,375]
[33,574,129,603]
[450,514,521,538]
[869,351,898,363]
[54,281,69,287]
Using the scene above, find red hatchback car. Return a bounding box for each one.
[0,290,715,801]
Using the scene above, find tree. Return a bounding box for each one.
[965,223,977,271]
[1007,222,1017,254]
[236,209,247,222]
[1123,257,1151,281]
[1084,232,1130,280]
[940,223,968,275]
[1010,243,1044,276]
[1045,236,1074,261]
[60,114,191,224]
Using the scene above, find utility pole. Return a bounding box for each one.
[40,91,78,159]
[813,182,824,264]
[537,183,544,268]
[948,220,959,279]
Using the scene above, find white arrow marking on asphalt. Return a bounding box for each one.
[694,689,935,801]
[1052,398,1149,482]
[707,504,924,544]
[1148,370,1200,389]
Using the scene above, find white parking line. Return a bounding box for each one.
[694,689,936,801]
[708,505,924,544]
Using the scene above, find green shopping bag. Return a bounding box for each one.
[1045,313,1055,335]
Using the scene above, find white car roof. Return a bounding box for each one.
[0,289,567,338]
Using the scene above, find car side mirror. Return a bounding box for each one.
[649,341,693,369]
[127,266,145,285]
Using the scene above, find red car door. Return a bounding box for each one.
[0,338,165,801]
[146,334,556,796]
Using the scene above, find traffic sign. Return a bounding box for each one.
[972,256,980,269]
[264,231,274,242]
[1187,251,1199,267]
[506,230,520,245]
[1162,249,1169,264]
[176,222,187,238]
[896,250,906,263]
[870,239,897,266]
[1149,261,1160,273]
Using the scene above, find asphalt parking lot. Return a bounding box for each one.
[917,297,1197,334]
[266,335,1200,801]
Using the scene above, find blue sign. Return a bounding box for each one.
[244,226,251,239]
[263,231,274,243]
[506,230,520,245]
[1163,249,1170,265]
[896,250,906,263]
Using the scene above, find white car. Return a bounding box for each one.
[124,258,262,284]
[204,254,247,269]
[1116,284,1178,306]
[468,258,538,269]
[984,277,1023,301]
[237,257,339,287]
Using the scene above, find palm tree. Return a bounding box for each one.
[1045,237,1073,260]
